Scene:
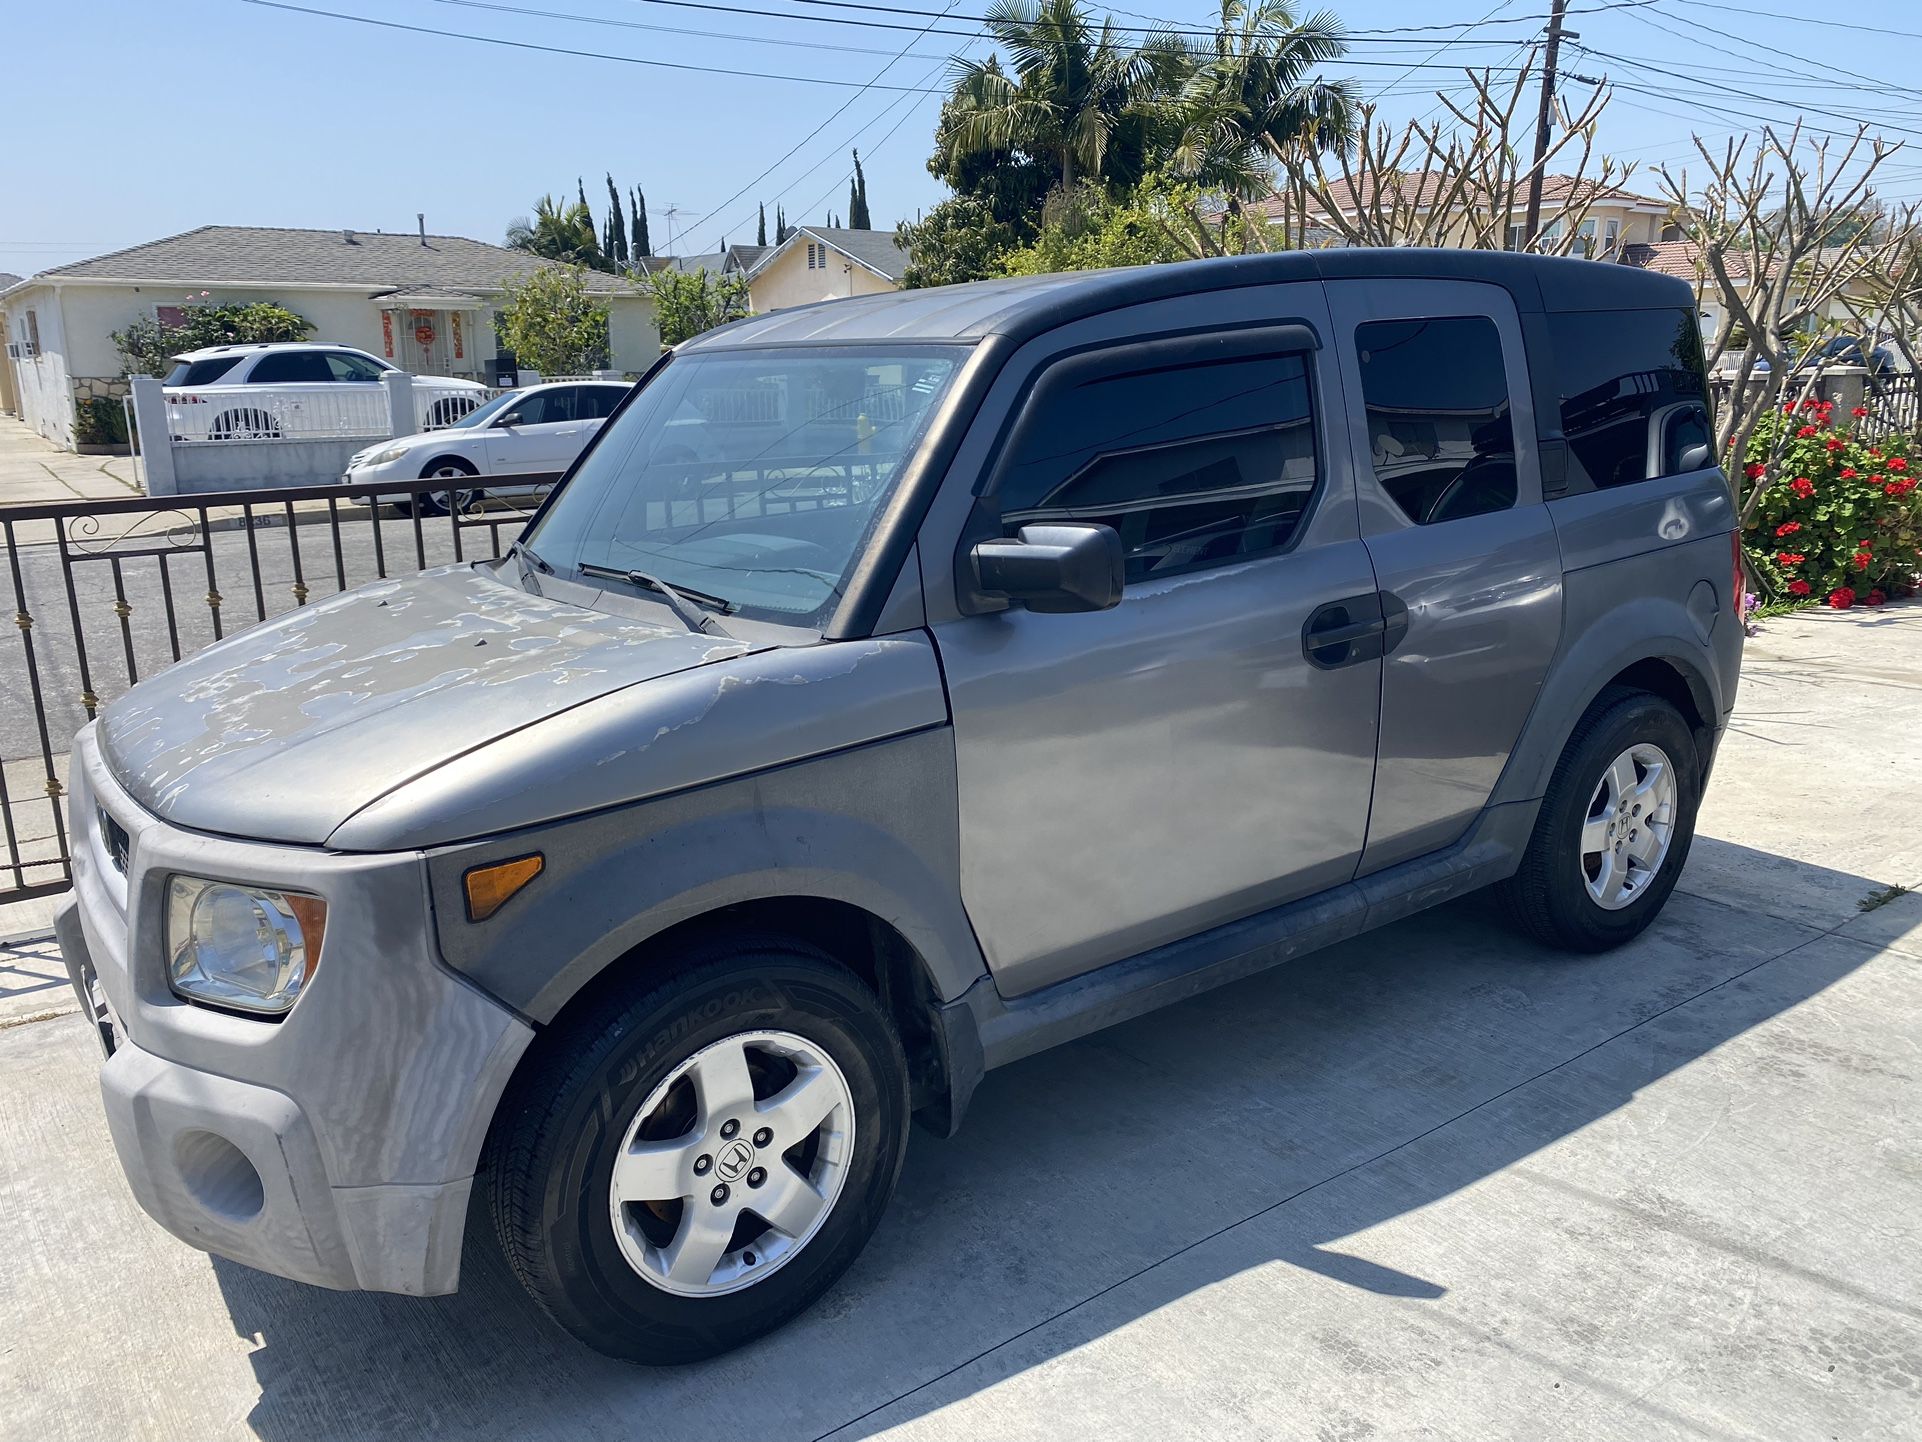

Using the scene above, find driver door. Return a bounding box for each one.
[487,388,583,477]
[930,288,1384,997]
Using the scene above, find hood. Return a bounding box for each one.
[97,564,750,845]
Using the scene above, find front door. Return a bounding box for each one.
[932,289,1383,997]
[1322,279,1564,875]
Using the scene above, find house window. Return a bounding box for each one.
[1603,218,1620,255]
[1572,219,1597,258]
[25,309,40,354]
[1505,223,1526,252]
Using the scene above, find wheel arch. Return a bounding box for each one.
[417,452,479,478]
[1492,601,1728,810]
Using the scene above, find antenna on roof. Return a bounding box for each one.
[418,213,427,246]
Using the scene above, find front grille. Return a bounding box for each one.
[97,805,130,877]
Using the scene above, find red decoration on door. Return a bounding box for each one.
[451,314,464,360]
[381,312,394,358]
[414,319,435,348]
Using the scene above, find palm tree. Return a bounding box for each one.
[505,195,607,270]
[941,0,1188,191]
[1155,0,1357,198]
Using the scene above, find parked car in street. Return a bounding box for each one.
[343,380,632,515]
[163,342,487,440]
[59,251,1740,1365]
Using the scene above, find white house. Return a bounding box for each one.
[0,225,660,448]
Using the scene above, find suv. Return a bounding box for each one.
[163,342,486,439]
[58,252,1739,1364]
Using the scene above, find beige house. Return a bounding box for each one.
[743,226,909,313]
[1253,172,1672,260]
[1,225,659,449]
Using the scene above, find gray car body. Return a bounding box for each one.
[59,250,1741,1296]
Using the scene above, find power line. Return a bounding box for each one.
[679,1,966,250]
[240,0,951,89]
[1581,46,1922,142]
[1367,0,1521,102]
[1667,0,1922,43]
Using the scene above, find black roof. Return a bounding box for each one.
[683,249,1695,352]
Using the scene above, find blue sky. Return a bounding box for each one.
[4,0,1918,276]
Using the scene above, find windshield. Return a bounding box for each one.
[450,390,523,429]
[524,345,965,623]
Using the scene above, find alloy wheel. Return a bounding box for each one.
[1580,742,1677,910]
[608,1030,855,1297]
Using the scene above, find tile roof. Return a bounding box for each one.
[23,225,634,294]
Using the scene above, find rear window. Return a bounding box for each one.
[1551,308,1710,490]
[163,356,243,386]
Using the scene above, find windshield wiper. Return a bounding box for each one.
[510,539,552,575]
[577,562,734,637]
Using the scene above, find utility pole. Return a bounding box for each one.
[1523,0,1573,251]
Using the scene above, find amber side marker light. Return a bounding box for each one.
[464,854,544,922]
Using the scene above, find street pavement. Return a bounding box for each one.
[1,601,1918,1439]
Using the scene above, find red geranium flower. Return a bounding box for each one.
[1829,587,1857,609]
[1842,467,1858,478]
[1783,403,1797,415]
[1853,406,1869,418]
[1788,579,1812,596]
[1826,437,1845,451]
[1796,425,1819,437]
[1745,462,1767,480]
[1775,521,1802,536]
[1791,477,1816,497]
[1777,552,1806,566]
[1890,457,1909,471]
[1867,589,1888,606]
[1854,552,1873,570]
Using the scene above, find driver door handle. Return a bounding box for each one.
[1303,592,1408,669]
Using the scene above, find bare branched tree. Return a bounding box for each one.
[1656,126,1922,516]
[1270,60,1627,254]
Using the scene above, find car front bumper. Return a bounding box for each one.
[58,725,535,1295]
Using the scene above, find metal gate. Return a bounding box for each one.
[0,475,557,904]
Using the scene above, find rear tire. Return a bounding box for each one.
[1499,688,1701,952]
[486,939,910,1363]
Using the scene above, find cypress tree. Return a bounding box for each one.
[776,204,789,244]
[848,175,860,232]
[757,203,767,248]
[606,173,628,267]
[850,151,871,229]
[633,187,652,258]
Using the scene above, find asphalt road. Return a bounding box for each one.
[0,503,522,766]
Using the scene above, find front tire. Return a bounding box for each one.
[1500,689,1701,952]
[486,940,910,1363]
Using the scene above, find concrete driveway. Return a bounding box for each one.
[3,607,1919,1441]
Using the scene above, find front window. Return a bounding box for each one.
[325,350,391,382]
[524,345,965,624]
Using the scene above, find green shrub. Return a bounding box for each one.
[111,297,314,377]
[73,395,128,446]
[1741,399,1922,609]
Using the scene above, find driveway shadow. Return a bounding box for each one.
[210,839,1878,1442]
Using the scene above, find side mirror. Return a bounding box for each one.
[494,411,525,428]
[1678,441,1714,473]
[972,522,1124,614]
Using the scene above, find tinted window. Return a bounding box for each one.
[504,391,551,425]
[163,356,243,386]
[1551,307,1710,489]
[324,351,389,382]
[579,385,628,419]
[997,352,1318,584]
[247,351,332,383]
[1356,316,1516,525]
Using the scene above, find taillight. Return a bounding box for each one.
[1732,531,1745,619]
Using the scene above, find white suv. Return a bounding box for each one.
[163,343,487,439]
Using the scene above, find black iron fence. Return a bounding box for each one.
[0,475,558,906]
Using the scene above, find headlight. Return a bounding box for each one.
[355,444,412,468]
[165,877,327,1016]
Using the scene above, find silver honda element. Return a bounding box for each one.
[57,251,1741,1361]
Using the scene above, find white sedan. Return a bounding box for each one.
[343,380,631,514]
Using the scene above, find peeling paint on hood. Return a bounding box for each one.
[97,563,752,844]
